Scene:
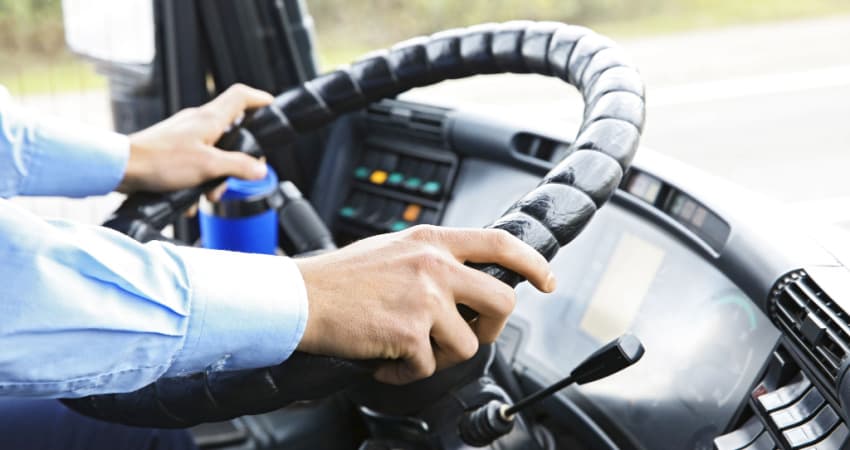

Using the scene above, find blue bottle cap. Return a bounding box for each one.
[220,164,279,201]
[198,163,280,254]
[200,164,281,218]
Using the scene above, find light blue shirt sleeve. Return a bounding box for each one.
[0,86,129,197]
[0,86,309,398]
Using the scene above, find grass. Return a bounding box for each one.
[314,0,850,70]
[4,0,850,93]
[0,56,106,96]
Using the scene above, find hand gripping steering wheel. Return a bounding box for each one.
[63,21,645,427]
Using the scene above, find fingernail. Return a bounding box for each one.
[251,163,267,178]
[545,273,557,292]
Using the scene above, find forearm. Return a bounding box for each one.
[0,199,307,398]
[0,86,129,198]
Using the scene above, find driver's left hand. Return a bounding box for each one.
[117,83,273,194]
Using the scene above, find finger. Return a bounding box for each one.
[204,181,229,202]
[373,338,436,385]
[203,83,275,132]
[431,304,480,370]
[435,228,556,293]
[449,264,517,343]
[206,146,267,180]
[183,203,199,218]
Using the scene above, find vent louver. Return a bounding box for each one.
[366,101,446,140]
[770,271,850,382]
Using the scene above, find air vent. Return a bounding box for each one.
[770,271,850,382]
[365,100,447,140]
[512,132,570,163]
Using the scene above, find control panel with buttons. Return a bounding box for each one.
[714,348,849,450]
[335,137,457,241]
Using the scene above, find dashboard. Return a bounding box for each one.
[311,98,850,450]
[442,158,780,449]
[509,203,778,449]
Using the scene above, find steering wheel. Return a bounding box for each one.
[63,21,645,428]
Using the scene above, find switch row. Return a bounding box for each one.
[750,370,848,449]
[338,190,437,233]
[353,148,451,198]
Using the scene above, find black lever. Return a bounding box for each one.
[458,334,645,447]
[277,181,336,254]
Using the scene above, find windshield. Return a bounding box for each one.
[1,0,849,221]
[310,1,850,209]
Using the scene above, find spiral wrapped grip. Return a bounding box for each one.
[243,21,643,285]
[64,21,644,427]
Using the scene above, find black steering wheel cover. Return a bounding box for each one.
[63,21,645,428]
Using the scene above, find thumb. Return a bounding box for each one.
[206,147,268,180]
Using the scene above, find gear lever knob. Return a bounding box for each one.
[458,334,645,447]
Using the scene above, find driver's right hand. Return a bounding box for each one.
[294,225,556,385]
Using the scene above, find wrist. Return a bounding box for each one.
[294,257,329,355]
[118,134,149,193]
[294,258,317,351]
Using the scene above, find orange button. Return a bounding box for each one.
[403,204,421,222]
[369,170,388,184]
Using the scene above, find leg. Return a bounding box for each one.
[0,398,197,450]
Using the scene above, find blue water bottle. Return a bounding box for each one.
[198,164,281,254]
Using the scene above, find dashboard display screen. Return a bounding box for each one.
[510,203,780,450]
[579,232,664,343]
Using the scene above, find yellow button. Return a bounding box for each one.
[370,170,388,185]
[403,204,421,222]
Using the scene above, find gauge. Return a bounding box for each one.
[675,289,760,409]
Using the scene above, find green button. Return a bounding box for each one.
[390,221,409,232]
[339,206,356,218]
[422,181,441,195]
[387,172,405,185]
[354,166,370,179]
[403,177,422,190]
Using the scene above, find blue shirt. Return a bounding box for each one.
[0,86,308,398]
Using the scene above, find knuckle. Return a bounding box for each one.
[227,82,248,94]
[489,228,514,252]
[232,83,255,100]
[416,356,437,378]
[403,337,435,380]
[406,224,439,242]
[199,155,220,176]
[421,286,447,311]
[396,325,420,351]
[195,106,219,123]
[457,334,479,360]
[494,288,517,317]
[412,247,447,275]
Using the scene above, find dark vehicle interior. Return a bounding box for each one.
[57,1,850,449]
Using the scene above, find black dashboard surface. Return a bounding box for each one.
[442,158,782,449]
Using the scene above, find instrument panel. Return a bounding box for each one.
[319,99,850,449]
[507,201,780,450]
